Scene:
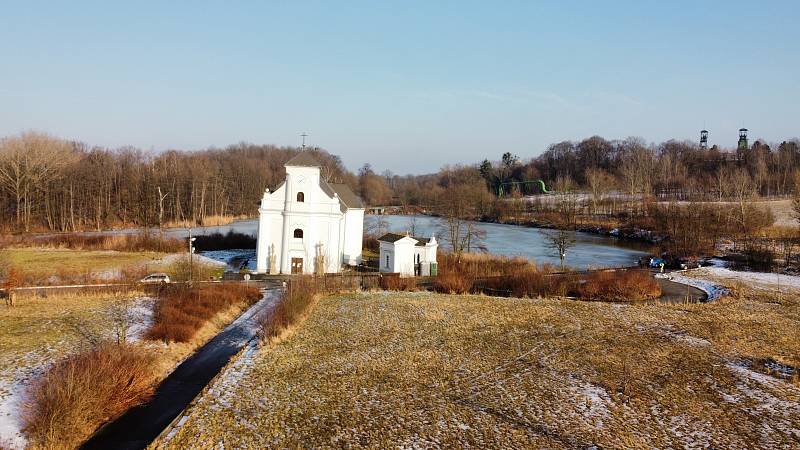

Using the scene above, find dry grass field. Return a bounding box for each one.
[163,287,800,449]
[0,248,165,285]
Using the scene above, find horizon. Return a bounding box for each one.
[2,1,798,174]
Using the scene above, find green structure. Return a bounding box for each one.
[737,128,748,152]
[497,179,551,197]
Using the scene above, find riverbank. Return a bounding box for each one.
[473,214,663,245]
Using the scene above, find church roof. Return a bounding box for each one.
[329,183,365,209]
[378,233,431,246]
[285,152,322,167]
[318,180,365,210]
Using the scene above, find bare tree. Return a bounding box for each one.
[585,168,614,215]
[0,132,76,231]
[553,176,580,227]
[547,229,576,271]
[407,214,418,236]
[106,296,145,344]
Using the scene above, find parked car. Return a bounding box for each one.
[140,273,171,284]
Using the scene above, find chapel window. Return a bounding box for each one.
[294,229,303,239]
[297,192,305,202]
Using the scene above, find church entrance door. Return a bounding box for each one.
[291,258,304,274]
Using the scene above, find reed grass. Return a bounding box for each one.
[146,284,261,343]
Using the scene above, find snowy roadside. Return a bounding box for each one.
[655,272,729,301]
[694,266,800,293]
[0,296,155,449]
[657,262,800,302]
[154,253,226,268]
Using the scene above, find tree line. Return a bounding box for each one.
[0,132,356,232]
[374,135,800,208]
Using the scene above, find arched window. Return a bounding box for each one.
[293,228,303,239]
[296,192,305,202]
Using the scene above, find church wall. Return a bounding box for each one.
[342,208,364,266]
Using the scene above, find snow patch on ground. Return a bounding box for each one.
[155,253,226,268]
[207,340,259,408]
[0,379,27,450]
[571,379,612,422]
[198,249,256,272]
[659,327,711,347]
[126,296,156,342]
[698,267,800,293]
[725,362,800,442]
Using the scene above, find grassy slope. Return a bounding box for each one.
[166,289,800,449]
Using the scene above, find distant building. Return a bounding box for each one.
[255,153,365,274]
[378,233,438,277]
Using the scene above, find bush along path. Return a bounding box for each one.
[80,286,281,450]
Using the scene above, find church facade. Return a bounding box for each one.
[255,153,364,274]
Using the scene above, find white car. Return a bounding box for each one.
[140,273,171,284]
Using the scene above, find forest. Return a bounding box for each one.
[1,131,799,238]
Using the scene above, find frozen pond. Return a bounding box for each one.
[366,215,650,270]
[121,215,650,270]
[80,214,650,269]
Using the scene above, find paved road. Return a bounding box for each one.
[81,288,279,450]
[654,277,707,303]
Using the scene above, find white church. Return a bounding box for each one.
[255,152,365,274]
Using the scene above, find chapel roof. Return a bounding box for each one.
[285,152,322,167]
[378,233,431,246]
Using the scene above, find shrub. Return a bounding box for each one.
[163,255,220,282]
[146,283,261,342]
[434,271,474,294]
[480,270,572,298]
[23,343,159,450]
[575,270,661,302]
[381,275,418,291]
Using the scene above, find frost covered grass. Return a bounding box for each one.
[165,290,800,449]
[0,292,151,448]
[0,284,261,448]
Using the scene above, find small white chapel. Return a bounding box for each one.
[255,152,365,274]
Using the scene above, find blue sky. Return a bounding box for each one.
[1,1,798,174]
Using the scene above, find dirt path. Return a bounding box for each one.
[80,287,280,450]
